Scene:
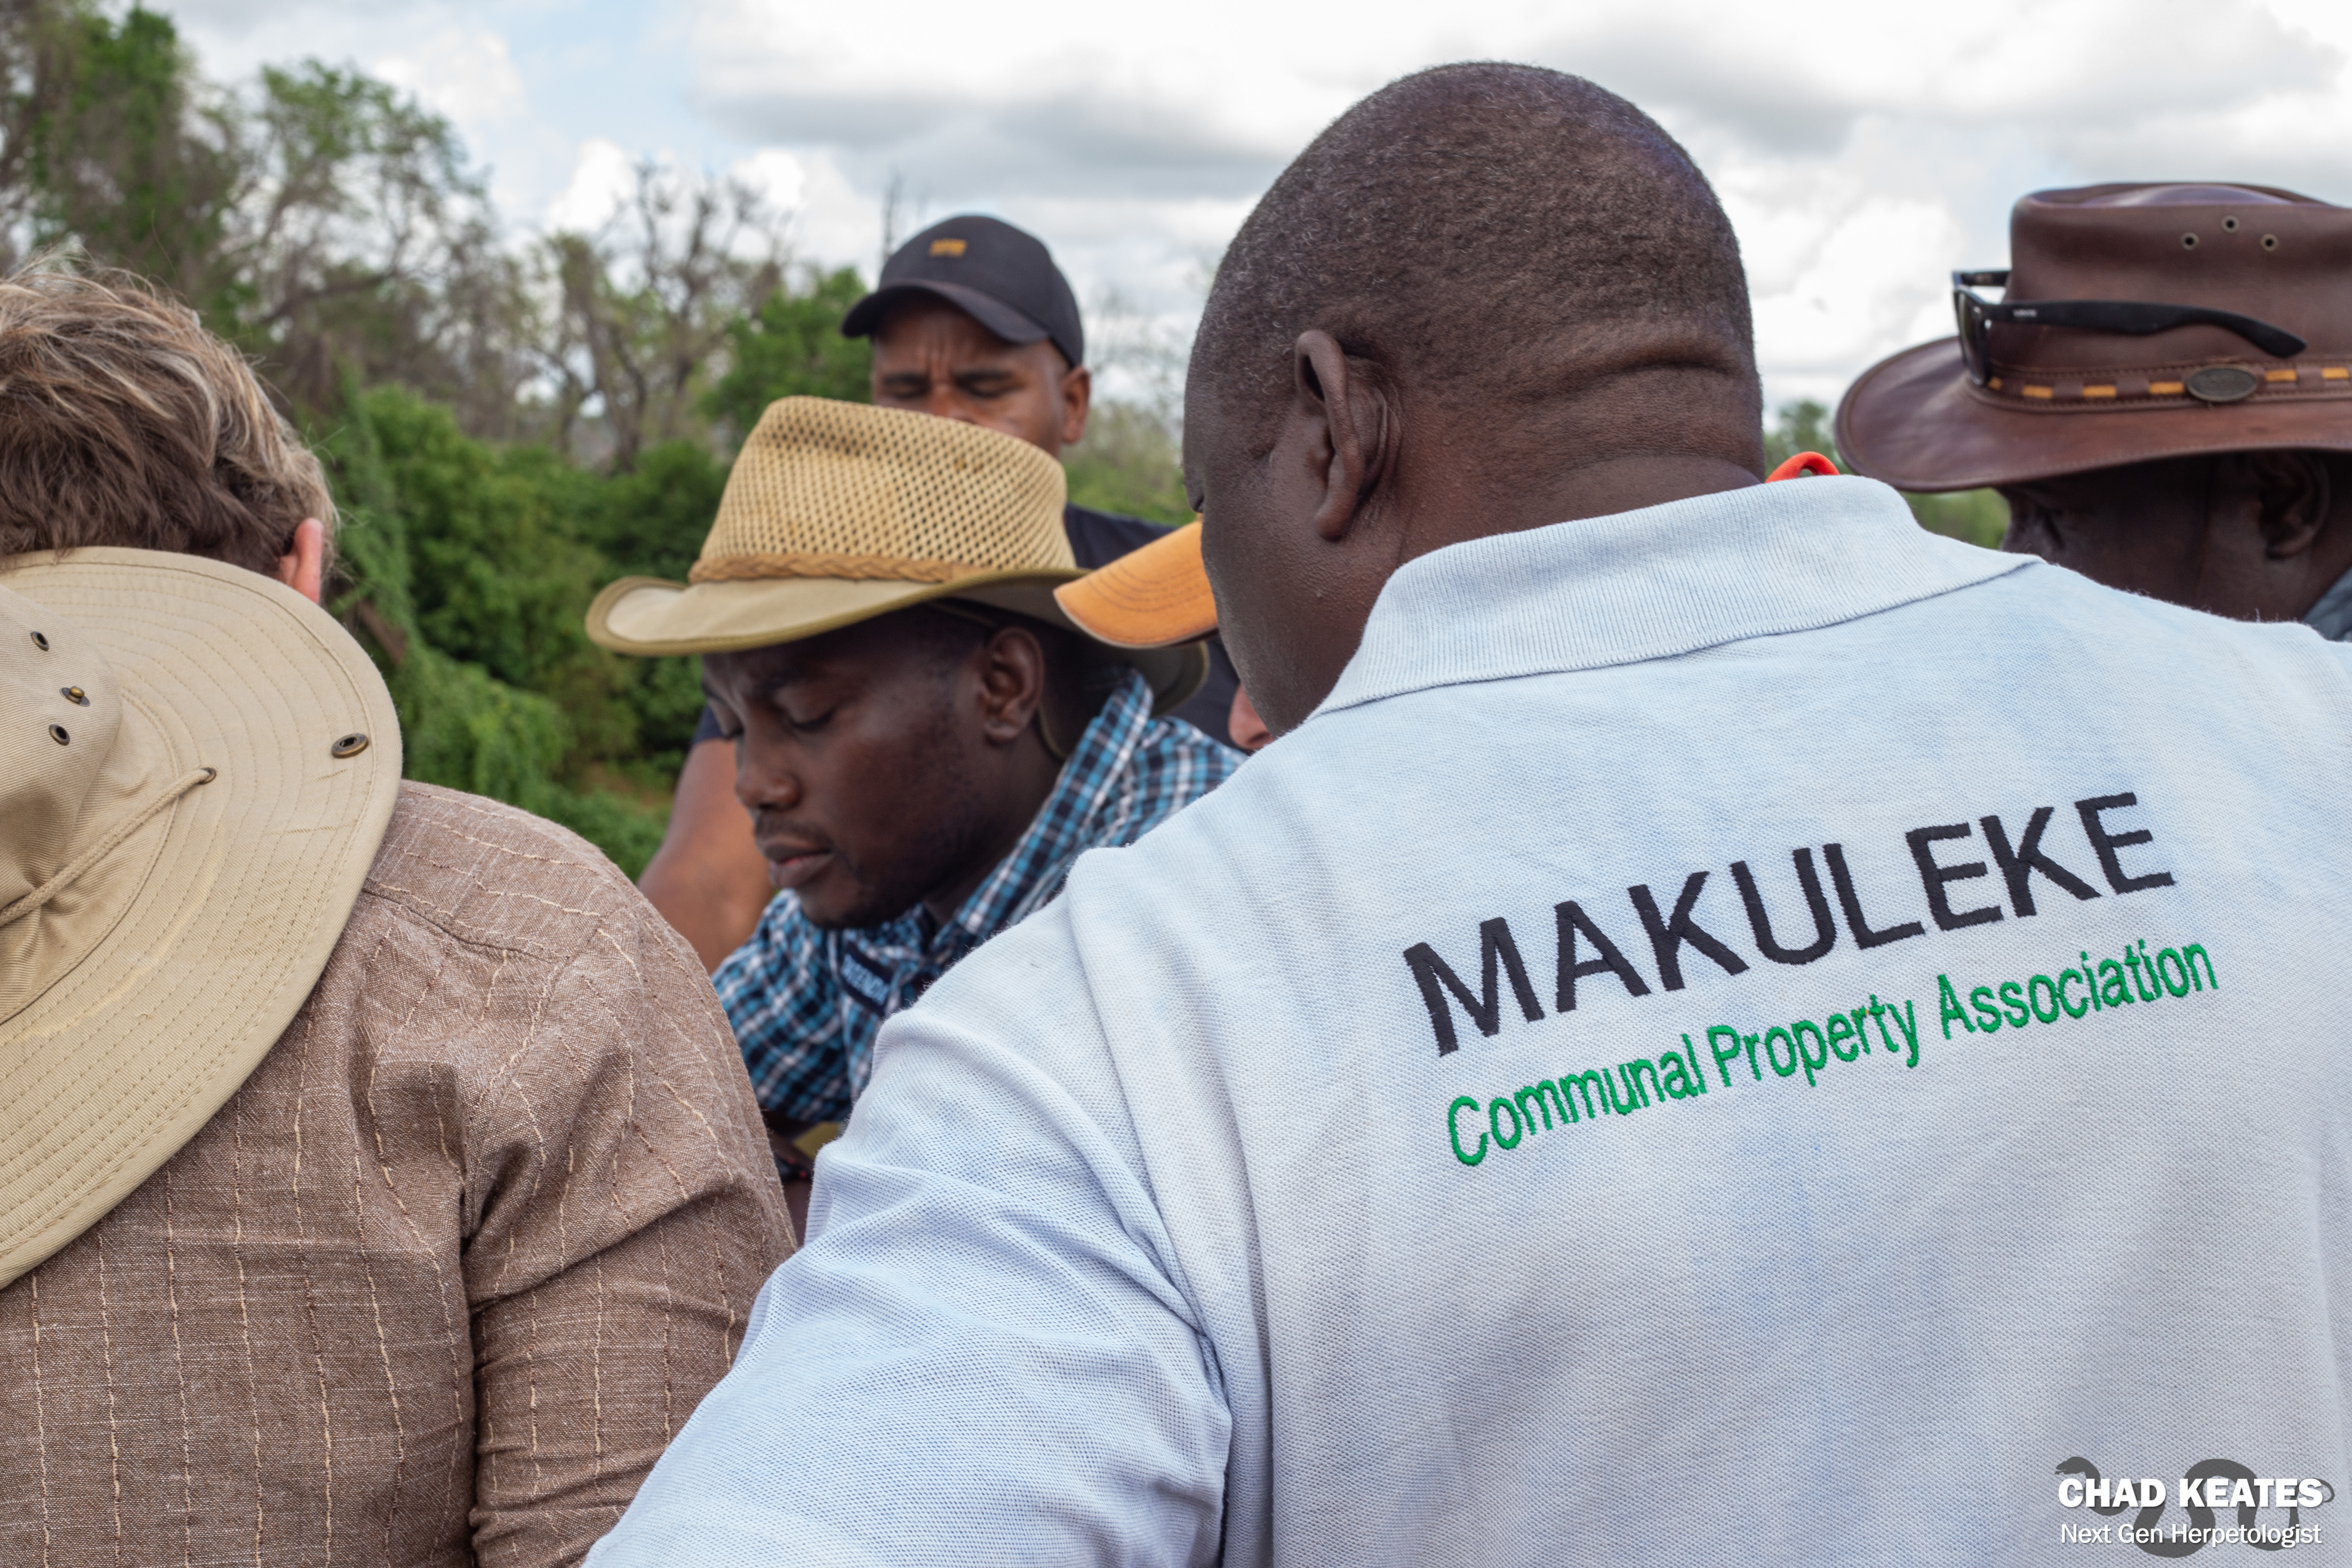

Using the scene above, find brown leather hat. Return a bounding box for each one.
[1836,184,2352,492]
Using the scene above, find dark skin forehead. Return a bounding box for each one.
[704,622,902,712]
[869,296,1089,457]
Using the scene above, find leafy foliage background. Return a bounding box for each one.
[3,3,2000,879]
[0,1,1193,877]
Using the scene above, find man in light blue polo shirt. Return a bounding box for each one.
[593,65,2352,1567]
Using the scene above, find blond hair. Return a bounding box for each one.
[0,266,334,577]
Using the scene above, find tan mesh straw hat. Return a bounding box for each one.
[0,549,400,1289]
[586,398,1206,711]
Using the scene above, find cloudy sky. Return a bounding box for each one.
[170,0,2352,411]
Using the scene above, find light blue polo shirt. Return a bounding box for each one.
[593,476,2352,1567]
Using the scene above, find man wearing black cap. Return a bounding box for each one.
[1837,183,2352,636]
[640,215,1240,970]
[849,212,1090,428]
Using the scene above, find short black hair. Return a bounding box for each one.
[1192,63,1755,428]
[912,603,1125,720]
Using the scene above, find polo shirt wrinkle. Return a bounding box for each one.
[715,666,1236,1126]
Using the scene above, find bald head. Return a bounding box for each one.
[1192,63,1758,440]
[1184,64,1765,735]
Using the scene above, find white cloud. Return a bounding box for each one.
[678,0,2352,410]
[729,148,806,214]
[173,0,2352,416]
[545,138,637,233]
[778,150,884,276]
[374,26,527,129]
[173,0,700,231]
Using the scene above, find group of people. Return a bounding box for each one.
[3,60,2349,1568]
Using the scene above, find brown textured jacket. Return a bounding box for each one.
[0,783,794,1567]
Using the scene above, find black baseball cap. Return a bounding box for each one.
[841,215,1085,368]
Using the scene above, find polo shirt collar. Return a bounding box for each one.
[1319,475,2031,716]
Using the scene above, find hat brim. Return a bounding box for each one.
[842,281,1057,355]
[1053,520,1218,650]
[0,548,401,1289]
[1836,336,2352,493]
[587,569,1208,717]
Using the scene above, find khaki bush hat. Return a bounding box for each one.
[0,549,400,1289]
[586,397,1206,713]
[1838,183,2352,492]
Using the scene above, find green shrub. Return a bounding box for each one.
[1065,401,1191,525]
[706,265,873,440]
[314,382,697,875]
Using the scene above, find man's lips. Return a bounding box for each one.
[762,843,833,890]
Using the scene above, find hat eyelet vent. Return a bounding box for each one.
[48,722,69,745]
[330,732,370,759]
[2262,234,2279,251]
[2223,216,2240,231]
[30,630,48,650]
[2180,233,2199,249]
[61,685,87,705]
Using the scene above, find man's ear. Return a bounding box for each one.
[1060,362,1092,450]
[1292,331,1392,542]
[2232,450,2332,560]
[974,626,1049,745]
[274,518,325,604]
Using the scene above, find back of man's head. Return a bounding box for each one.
[1192,63,1758,456]
[1185,65,1764,731]
[0,267,333,577]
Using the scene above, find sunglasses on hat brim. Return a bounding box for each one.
[1950,270,2306,387]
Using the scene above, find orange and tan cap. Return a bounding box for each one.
[1053,519,1218,650]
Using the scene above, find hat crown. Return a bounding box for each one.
[2000,182,2352,370]
[883,215,1053,286]
[694,398,1073,583]
[0,583,122,911]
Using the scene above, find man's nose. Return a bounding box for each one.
[738,761,800,812]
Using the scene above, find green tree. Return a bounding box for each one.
[0,8,695,872]
[1765,399,2009,549]
[1064,401,1190,524]
[1761,398,1838,473]
[1066,286,1191,525]
[539,160,788,470]
[10,4,532,430]
[704,263,872,438]
[569,438,730,584]
[319,385,677,875]
[26,4,237,305]
[230,61,529,426]
[561,437,729,762]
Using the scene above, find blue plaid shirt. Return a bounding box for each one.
[714,668,1239,1129]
